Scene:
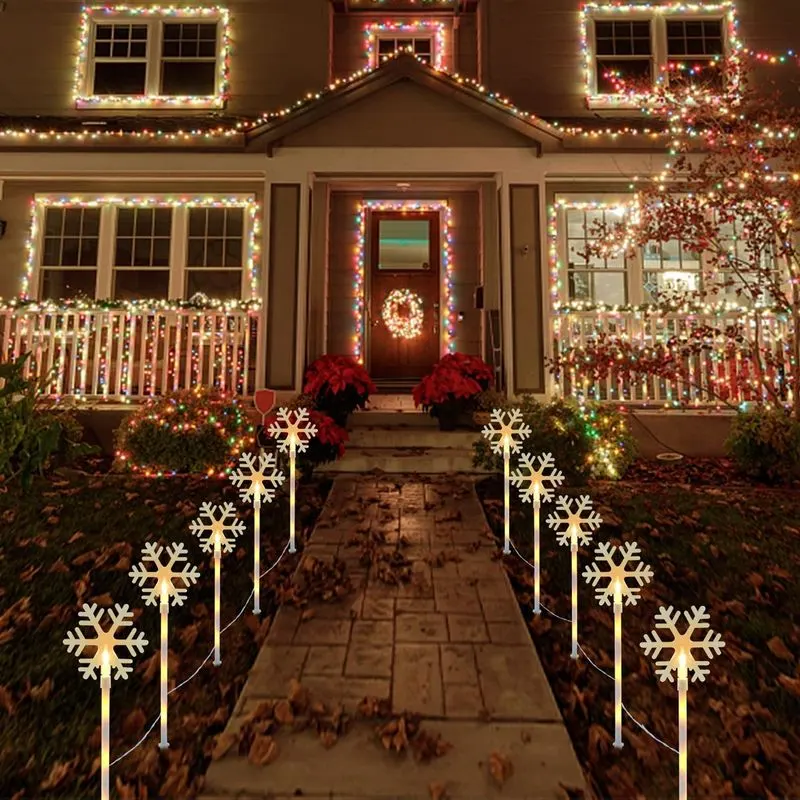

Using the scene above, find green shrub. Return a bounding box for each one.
[472,395,636,483]
[726,408,800,484]
[0,353,95,488]
[114,387,254,476]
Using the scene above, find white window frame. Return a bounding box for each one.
[31,195,255,302]
[582,3,736,110]
[75,6,229,109]
[365,20,448,71]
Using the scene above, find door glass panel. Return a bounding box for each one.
[377,219,430,270]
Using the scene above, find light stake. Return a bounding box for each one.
[63,603,148,800]
[481,409,532,554]
[190,502,245,665]
[229,451,285,613]
[641,605,726,800]
[159,580,169,749]
[267,408,318,554]
[510,452,564,613]
[583,541,653,746]
[547,495,603,658]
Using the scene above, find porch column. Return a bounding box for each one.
[306,180,329,364]
[265,183,302,390]
[481,180,503,384]
[509,184,546,395]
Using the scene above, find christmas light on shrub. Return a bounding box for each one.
[128,542,200,749]
[190,502,245,664]
[229,451,285,614]
[641,606,725,800]
[381,288,425,339]
[546,495,603,659]
[267,408,318,554]
[481,409,532,555]
[63,603,148,800]
[583,541,653,748]
[509,452,564,614]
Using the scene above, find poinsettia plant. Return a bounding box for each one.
[303,354,376,425]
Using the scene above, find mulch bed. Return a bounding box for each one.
[477,467,800,799]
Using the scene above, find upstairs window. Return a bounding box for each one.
[365,21,447,70]
[75,6,230,109]
[376,35,433,65]
[582,3,736,109]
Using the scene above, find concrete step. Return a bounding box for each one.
[318,446,487,474]
[347,427,478,449]
[350,409,437,427]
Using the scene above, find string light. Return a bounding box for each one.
[364,20,447,70]
[74,5,232,109]
[381,288,425,339]
[355,200,455,363]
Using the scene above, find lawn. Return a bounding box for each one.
[0,465,331,799]
[477,466,800,798]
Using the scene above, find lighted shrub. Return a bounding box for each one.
[726,408,800,485]
[114,387,255,476]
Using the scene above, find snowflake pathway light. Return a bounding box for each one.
[129,542,200,749]
[546,495,603,658]
[583,542,653,748]
[641,606,726,800]
[481,408,532,554]
[63,603,148,800]
[510,452,564,613]
[267,407,318,553]
[229,451,285,614]
[191,502,245,665]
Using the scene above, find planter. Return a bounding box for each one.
[434,400,471,431]
[473,411,491,427]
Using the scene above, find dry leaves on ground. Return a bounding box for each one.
[487,751,513,787]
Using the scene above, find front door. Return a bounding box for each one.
[368,211,441,380]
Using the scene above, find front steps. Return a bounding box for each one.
[319,408,486,474]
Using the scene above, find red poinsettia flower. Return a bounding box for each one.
[412,352,493,411]
[303,354,376,401]
[309,409,349,459]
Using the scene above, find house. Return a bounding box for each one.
[0,0,796,411]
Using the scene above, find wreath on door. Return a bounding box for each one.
[381,289,424,340]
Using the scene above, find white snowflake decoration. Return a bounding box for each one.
[641,606,726,683]
[546,495,603,547]
[267,407,318,454]
[190,501,245,553]
[583,541,653,606]
[510,452,564,504]
[63,603,148,681]
[129,542,200,606]
[229,450,285,504]
[481,408,532,455]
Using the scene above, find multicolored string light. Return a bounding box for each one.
[364,20,447,70]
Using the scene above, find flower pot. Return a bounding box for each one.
[435,402,461,431]
[473,411,491,427]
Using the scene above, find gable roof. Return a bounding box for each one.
[245,54,564,156]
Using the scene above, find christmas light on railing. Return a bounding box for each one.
[546,495,603,659]
[190,502,245,665]
[481,409,532,555]
[583,541,653,748]
[63,603,148,800]
[267,408,318,554]
[128,541,200,749]
[229,451,285,614]
[509,452,564,614]
[641,606,726,800]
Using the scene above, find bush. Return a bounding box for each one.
[726,408,800,484]
[114,387,255,476]
[0,353,95,488]
[472,395,636,483]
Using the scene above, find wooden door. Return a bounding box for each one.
[368,211,441,381]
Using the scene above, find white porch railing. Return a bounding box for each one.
[552,309,794,408]
[0,305,262,399]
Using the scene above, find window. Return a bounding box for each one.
[365,22,447,70]
[583,5,734,107]
[34,198,254,303]
[376,35,433,65]
[377,219,431,270]
[76,8,229,107]
[642,239,701,303]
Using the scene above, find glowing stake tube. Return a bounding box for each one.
[253,495,261,614]
[678,650,688,800]
[213,533,222,666]
[503,438,511,554]
[570,529,578,659]
[159,579,169,749]
[533,489,541,614]
[100,648,111,800]
[613,579,623,748]
[289,437,297,554]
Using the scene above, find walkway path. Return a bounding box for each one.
[203,475,585,799]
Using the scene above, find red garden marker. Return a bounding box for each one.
[254,389,276,424]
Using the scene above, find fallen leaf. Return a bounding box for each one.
[488,751,513,787]
[212,731,239,760]
[90,593,114,606]
[122,708,147,739]
[429,781,448,800]
[248,734,279,766]
[39,760,74,790]
[29,678,53,701]
[777,674,800,698]
[0,685,15,715]
[274,699,294,725]
[766,637,793,661]
[319,730,338,749]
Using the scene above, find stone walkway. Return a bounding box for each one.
[203,476,585,799]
